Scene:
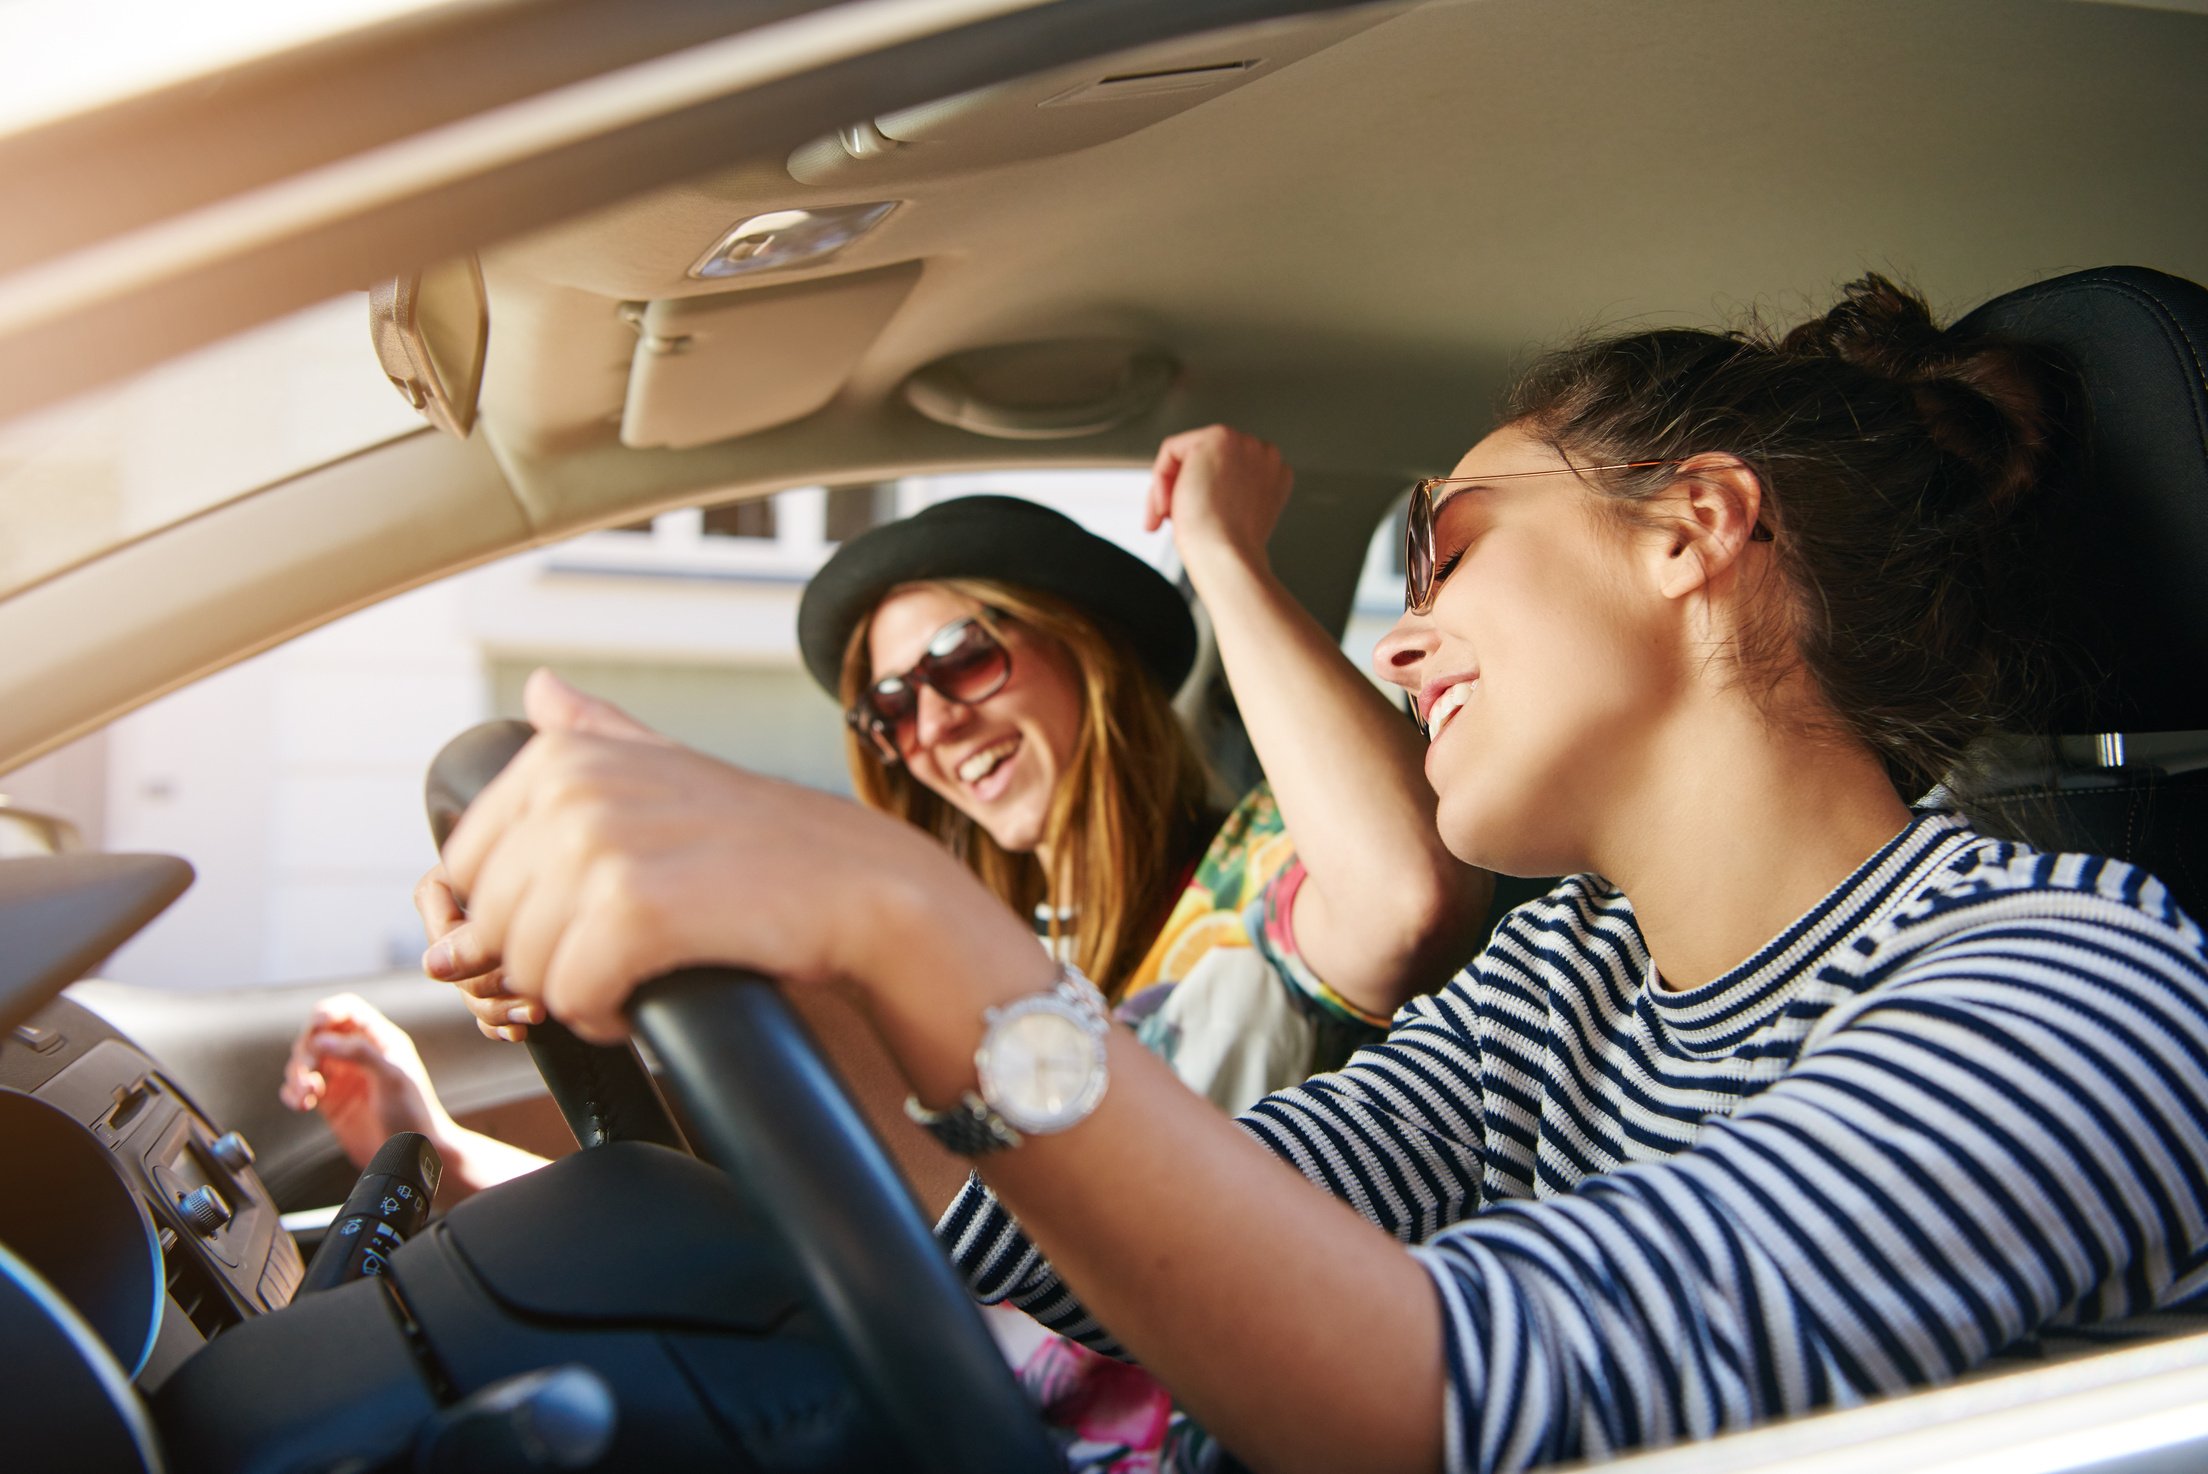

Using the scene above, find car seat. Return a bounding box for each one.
[1953,266,2208,921]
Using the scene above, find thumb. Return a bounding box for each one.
[1145,442,1184,533]
[523,668,668,744]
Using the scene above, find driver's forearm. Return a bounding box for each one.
[1183,546,1491,1009]
[783,984,975,1217]
[854,891,1445,1474]
[978,1033,1447,1474]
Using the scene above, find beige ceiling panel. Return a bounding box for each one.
[785,6,1398,187]
[618,260,922,450]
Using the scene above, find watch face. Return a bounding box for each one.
[977,1001,1106,1134]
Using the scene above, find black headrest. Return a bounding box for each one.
[1956,266,2208,734]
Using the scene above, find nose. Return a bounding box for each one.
[910,682,973,754]
[1371,610,1435,695]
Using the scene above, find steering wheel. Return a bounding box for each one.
[424,722,1061,1474]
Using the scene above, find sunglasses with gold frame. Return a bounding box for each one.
[1403,459,1774,615]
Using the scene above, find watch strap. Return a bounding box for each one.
[904,1090,1023,1157]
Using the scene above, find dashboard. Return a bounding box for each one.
[2,993,302,1388]
[0,849,879,1474]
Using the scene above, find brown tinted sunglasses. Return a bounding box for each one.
[846,614,1013,764]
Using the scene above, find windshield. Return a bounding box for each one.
[0,293,426,599]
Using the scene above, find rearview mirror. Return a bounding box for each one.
[369,255,489,438]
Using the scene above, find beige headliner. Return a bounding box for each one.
[4,0,2207,769]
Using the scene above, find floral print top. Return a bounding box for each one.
[1002,782,1388,1472]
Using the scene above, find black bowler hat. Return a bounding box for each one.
[797,495,1196,698]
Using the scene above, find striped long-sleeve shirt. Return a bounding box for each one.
[937,813,2208,1472]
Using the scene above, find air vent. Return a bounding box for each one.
[1045,60,1257,105]
[162,1229,233,1340]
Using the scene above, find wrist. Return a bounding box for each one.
[905,962,1110,1155]
[418,1106,467,1161]
[1177,532,1272,593]
[857,862,1056,1109]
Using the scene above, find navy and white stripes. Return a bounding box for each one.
[938,814,2208,1471]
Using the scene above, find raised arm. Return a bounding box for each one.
[1147,426,1493,1013]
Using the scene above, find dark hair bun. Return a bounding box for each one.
[1783,274,2059,517]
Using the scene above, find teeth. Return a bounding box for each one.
[1427,681,1476,742]
[959,737,1018,783]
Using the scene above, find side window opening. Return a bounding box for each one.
[4,469,1162,992]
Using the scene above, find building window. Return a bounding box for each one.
[825,482,895,542]
[702,497,777,539]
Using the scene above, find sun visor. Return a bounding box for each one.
[618,261,921,450]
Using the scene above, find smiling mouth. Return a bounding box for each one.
[1426,680,1477,741]
[958,735,1020,785]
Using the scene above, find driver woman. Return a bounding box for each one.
[428,275,2208,1474]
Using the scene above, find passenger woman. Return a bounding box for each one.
[426,277,2208,1472]
[794,449,1492,1110]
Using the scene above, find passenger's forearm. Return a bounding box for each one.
[1184,545,1491,1006]
[432,1122,549,1205]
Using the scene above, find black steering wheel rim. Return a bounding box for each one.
[633,971,1060,1474]
[425,721,1059,1473]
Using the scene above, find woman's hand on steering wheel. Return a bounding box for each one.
[416,669,683,1042]
[437,673,1023,1055]
[416,863,538,1041]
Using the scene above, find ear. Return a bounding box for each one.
[1647,454,1767,601]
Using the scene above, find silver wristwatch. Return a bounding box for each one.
[904,964,1110,1157]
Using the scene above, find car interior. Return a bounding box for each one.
[3,1,2208,1471]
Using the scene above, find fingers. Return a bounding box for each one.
[463,989,540,1043]
[414,864,468,940]
[282,995,364,1108]
[537,878,659,1045]
[281,1021,384,1110]
[298,1029,395,1072]
[303,992,394,1045]
[524,668,666,744]
[279,1057,324,1111]
[439,733,547,913]
[422,922,504,988]
[1145,438,1186,532]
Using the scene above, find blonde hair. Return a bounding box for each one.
[840,577,1212,996]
